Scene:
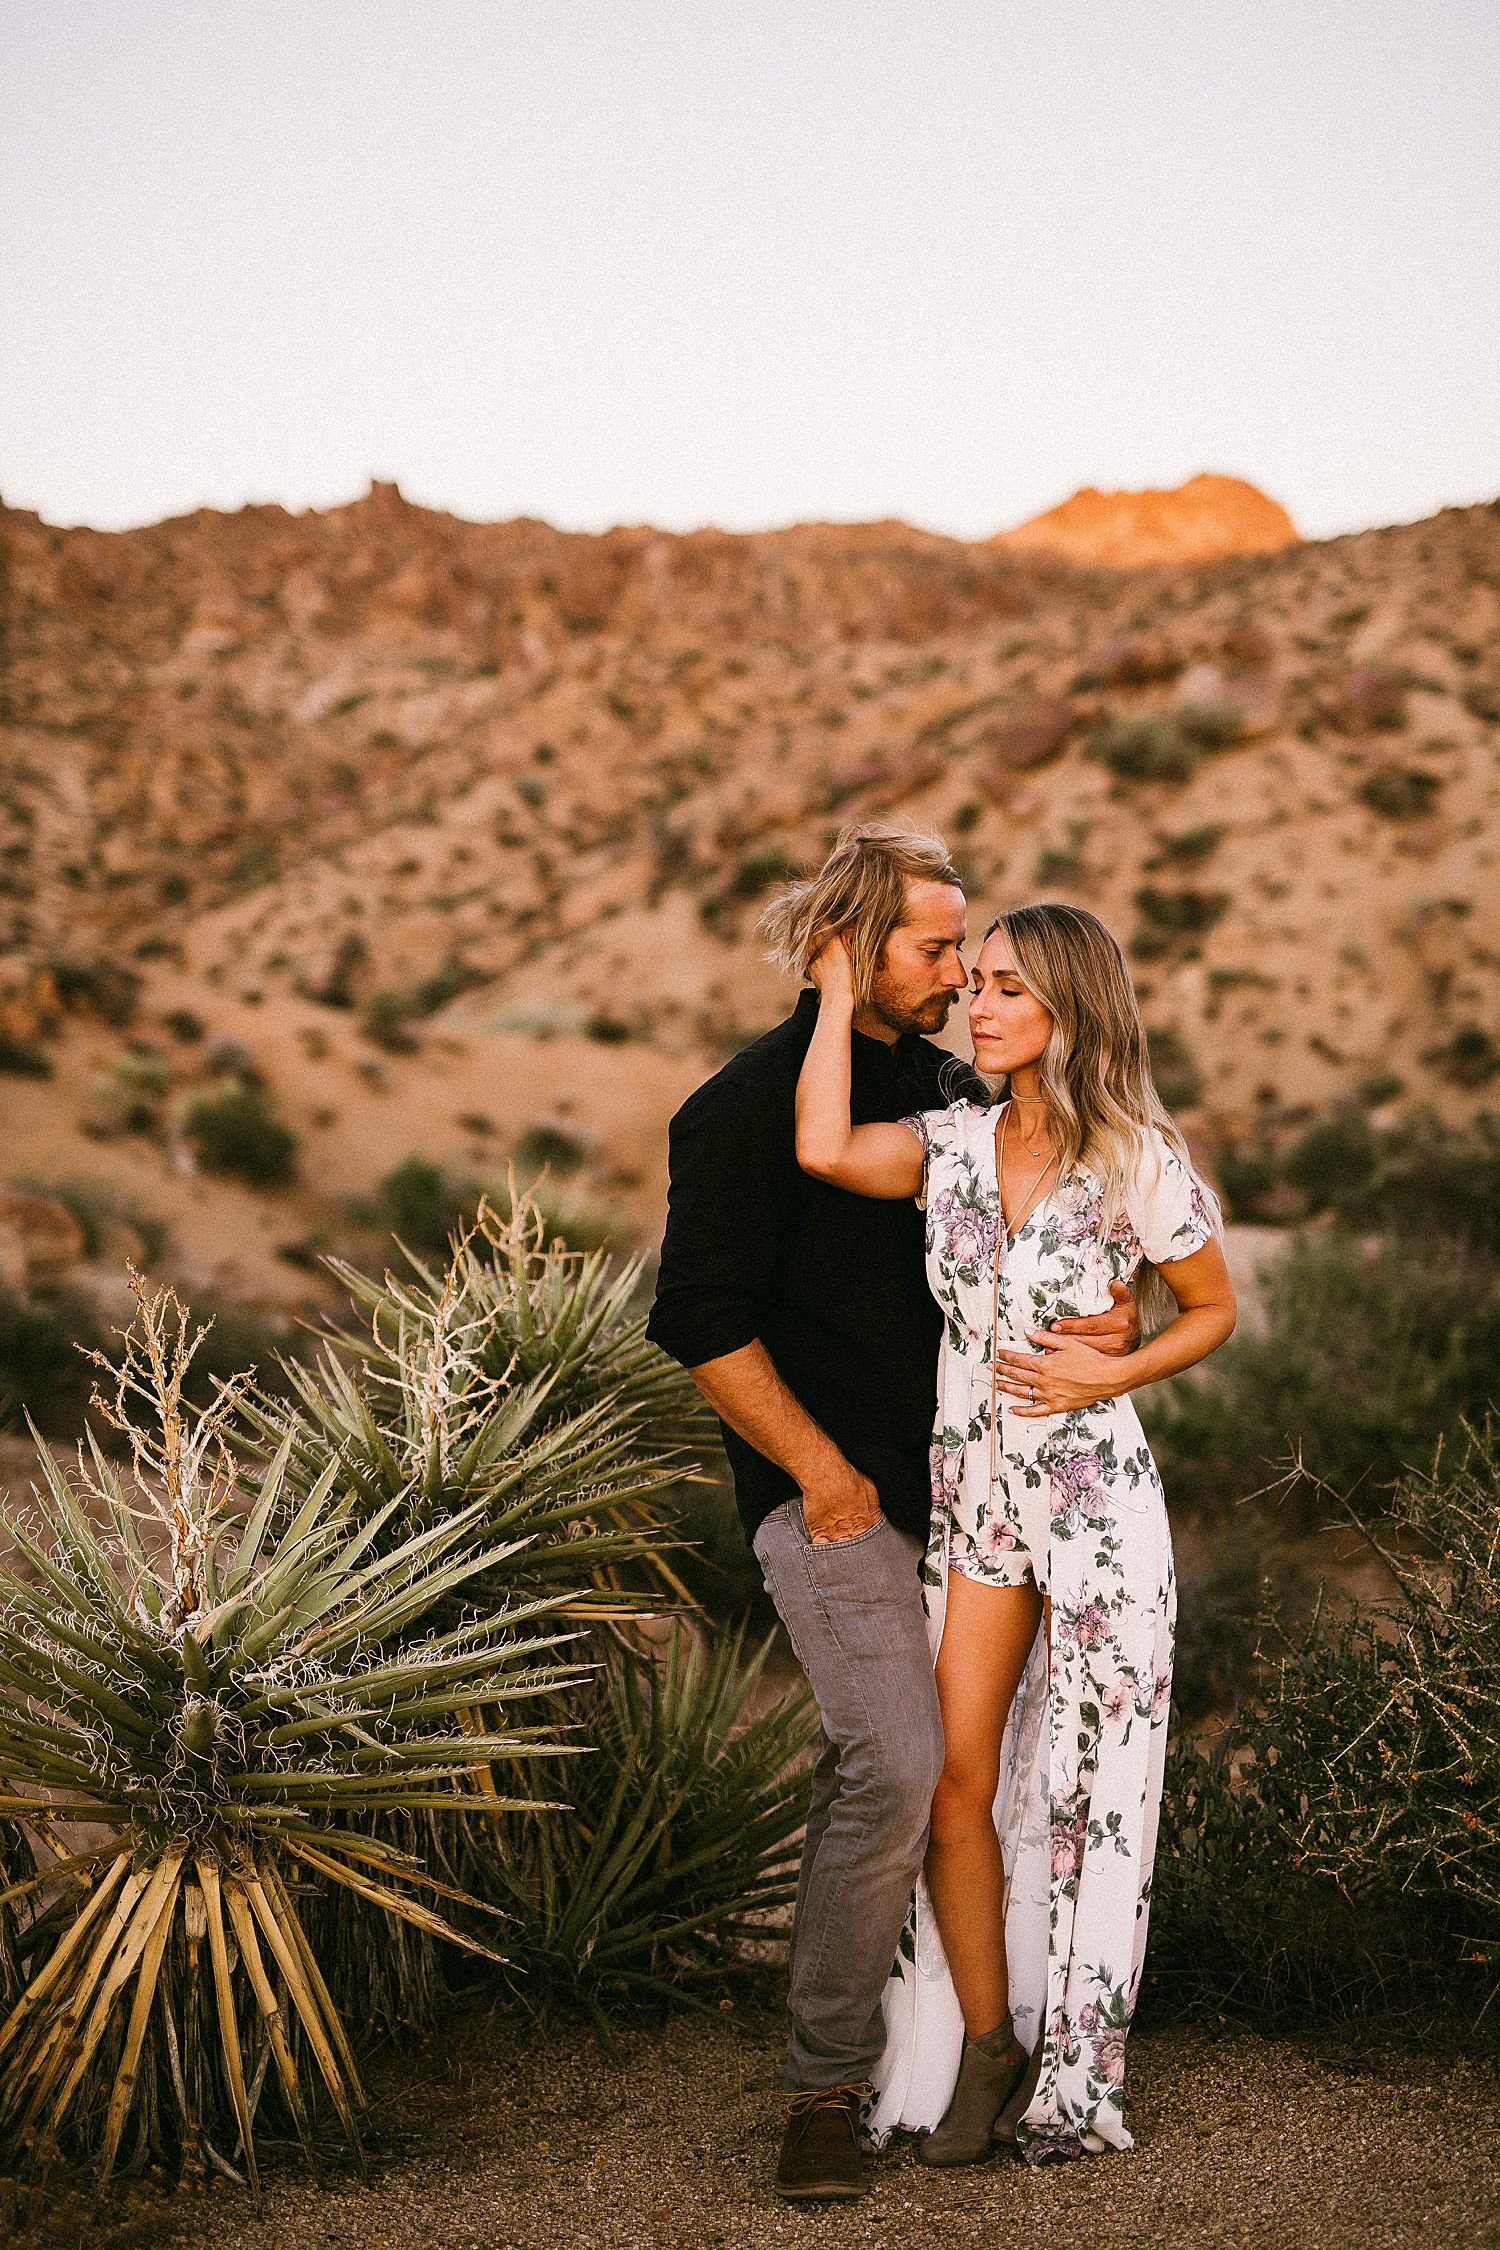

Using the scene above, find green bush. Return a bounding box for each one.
[183,1082,299,1185]
[1144,1225,1500,1518]
[0,1035,51,1078]
[1358,764,1441,819]
[1175,701,1243,750]
[1425,1023,1500,1090]
[1146,1026,1203,1109]
[1087,715,1198,783]
[514,1121,585,1177]
[1135,885,1229,937]
[359,987,420,1053]
[1265,1107,1500,1251]
[354,1154,460,1259]
[0,1285,104,1434]
[353,1153,614,1263]
[46,957,140,1027]
[1148,823,1224,868]
[1132,885,1229,956]
[1149,1422,1500,2033]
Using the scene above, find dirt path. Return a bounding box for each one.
[141,1999,1499,2250]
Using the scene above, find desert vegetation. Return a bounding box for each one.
[0,1199,812,2194]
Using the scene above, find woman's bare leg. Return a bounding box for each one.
[926,1573,1044,2038]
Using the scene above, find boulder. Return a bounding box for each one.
[0,1189,87,1284]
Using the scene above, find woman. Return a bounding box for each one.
[795,902,1236,2167]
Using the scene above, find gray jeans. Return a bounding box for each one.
[752,1500,944,2089]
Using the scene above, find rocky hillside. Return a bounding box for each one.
[2,478,1498,1306]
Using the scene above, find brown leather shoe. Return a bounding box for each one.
[774,2085,869,2201]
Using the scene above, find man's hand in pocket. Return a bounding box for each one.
[800,1453,883,1544]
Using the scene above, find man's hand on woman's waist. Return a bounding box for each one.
[1044,1278,1141,1355]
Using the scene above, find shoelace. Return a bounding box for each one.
[783,2082,871,2120]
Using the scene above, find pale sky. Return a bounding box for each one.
[3,0,1497,542]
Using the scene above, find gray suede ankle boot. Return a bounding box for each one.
[916,2025,1028,2168]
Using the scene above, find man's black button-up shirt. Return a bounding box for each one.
[647,989,977,1546]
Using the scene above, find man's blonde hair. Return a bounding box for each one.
[759,823,963,1008]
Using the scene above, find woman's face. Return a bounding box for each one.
[968,927,1054,1075]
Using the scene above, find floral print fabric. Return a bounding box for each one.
[866,1102,1214,2165]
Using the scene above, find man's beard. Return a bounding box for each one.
[869,980,958,1037]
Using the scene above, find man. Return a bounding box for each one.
[647,824,1138,2201]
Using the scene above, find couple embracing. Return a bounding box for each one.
[647,824,1236,2201]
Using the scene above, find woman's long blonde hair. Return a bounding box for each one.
[993,903,1221,1319]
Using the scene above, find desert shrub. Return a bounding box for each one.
[514,1121,585,1176]
[1144,1226,1500,1519]
[1171,1526,1280,1723]
[1087,715,1198,783]
[1135,885,1229,937]
[89,1049,170,1134]
[1132,885,1229,955]
[46,957,139,1027]
[0,1284,104,1434]
[409,957,489,1015]
[183,1082,299,1186]
[1424,1023,1500,1089]
[353,1155,460,1260]
[1280,1109,1380,1210]
[359,987,420,1053]
[669,1471,778,1629]
[1256,1107,1500,1250]
[0,1035,50,1078]
[1175,701,1243,750]
[1213,1140,1279,1220]
[1148,824,1224,868]
[353,1152,612,1262]
[1146,1026,1203,1109]
[586,1011,633,1044]
[304,929,368,1008]
[476,1627,815,2023]
[1358,764,1441,819]
[1149,1422,1500,2033]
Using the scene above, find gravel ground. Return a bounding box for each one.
[121,1997,1500,2250]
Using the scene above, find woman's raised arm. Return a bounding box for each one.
[794,938,926,1200]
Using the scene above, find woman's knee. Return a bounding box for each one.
[928,1763,1000,1847]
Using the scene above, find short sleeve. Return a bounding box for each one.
[1125,1132,1217,1265]
[899,1101,969,1208]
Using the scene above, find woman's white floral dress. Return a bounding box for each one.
[866,1100,1215,2166]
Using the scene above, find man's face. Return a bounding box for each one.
[866,880,970,1036]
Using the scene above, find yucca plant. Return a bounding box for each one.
[0,1275,585,2190]
[245,1196,709,1622]
[237,1203,816,2037]
[478,1623,817,2029]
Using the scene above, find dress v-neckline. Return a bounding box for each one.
[991,1105,1060,1243]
